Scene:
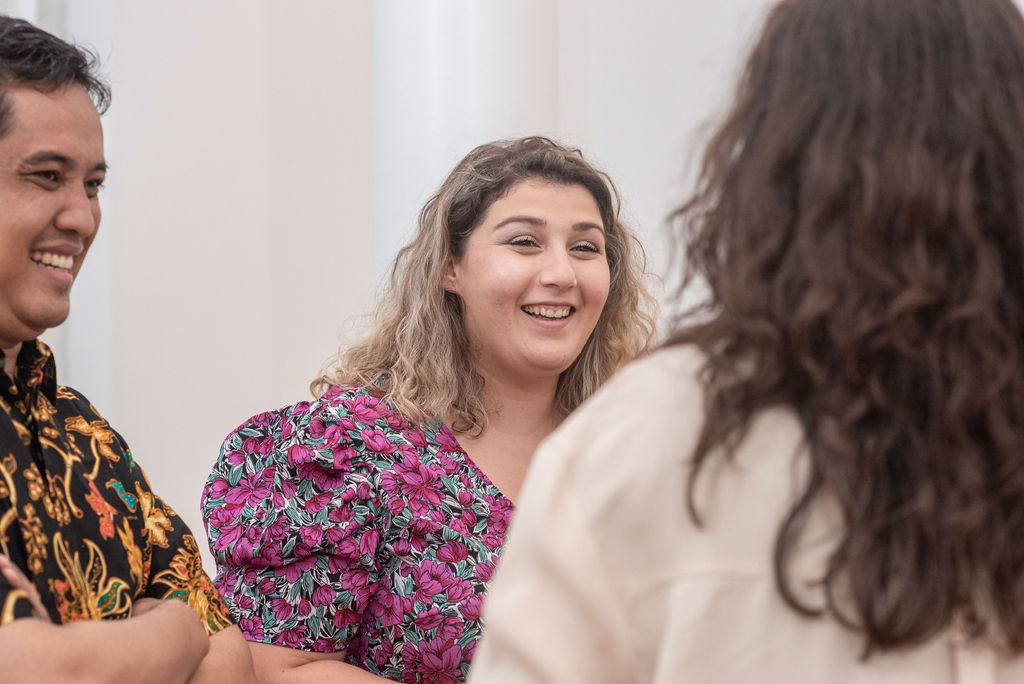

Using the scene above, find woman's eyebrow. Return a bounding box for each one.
[573,221,605,234]
[493,216,605,234]
[494,215,545,229]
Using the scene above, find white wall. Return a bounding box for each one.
[556,0,771,286]
[101,1,374,570]
[17,0,771,572]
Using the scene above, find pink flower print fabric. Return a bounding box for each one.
[201,386,513,682]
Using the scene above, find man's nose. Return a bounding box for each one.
[54,188,99,237]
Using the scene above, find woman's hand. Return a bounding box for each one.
[249,642,391,683]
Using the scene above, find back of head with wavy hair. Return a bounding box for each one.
[669,0,1024,655]
[314,136,655,433]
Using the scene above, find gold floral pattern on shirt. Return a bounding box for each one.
[30,393,57,425]
[49,532,131,622]
[23,461,70,525]
[30,435,84,520]
[2,589,32,623]
[136,482,174,549]
[65,415,120,465]
[117,517,146,593]
[0,455,18,558]
[0,340,234,632]
[152,535,232,634]
[20,503,47,575]
[0,455,14,502]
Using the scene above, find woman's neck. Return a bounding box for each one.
[475,372,560,438]
[453,373,561,503]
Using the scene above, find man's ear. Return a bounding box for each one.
[442,255,458,293]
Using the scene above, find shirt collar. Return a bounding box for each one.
[11,340,58,403]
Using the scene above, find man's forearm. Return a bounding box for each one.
[0,599,209,684]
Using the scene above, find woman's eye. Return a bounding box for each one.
[572,241,602,254]
[509,237,539,248]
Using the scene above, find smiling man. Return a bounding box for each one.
[0,15,253,683]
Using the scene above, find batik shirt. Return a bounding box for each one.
[0,340,232,633]
[202,385,515,683]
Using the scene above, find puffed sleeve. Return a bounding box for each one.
[201,388,387,653]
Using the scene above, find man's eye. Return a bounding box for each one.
[35,170,60,183]
[85,179,106,197]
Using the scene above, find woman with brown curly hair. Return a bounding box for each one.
[469,0,1024,681]
[201,136,655,682]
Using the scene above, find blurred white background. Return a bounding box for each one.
[1,0,774,571]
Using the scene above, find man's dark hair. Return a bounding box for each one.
[0,15,110,137]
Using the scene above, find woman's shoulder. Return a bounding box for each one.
[225,385,399,436]
[217,384,430,471]
[530,345,709,504]
[567,344,706,430]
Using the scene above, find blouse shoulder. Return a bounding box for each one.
[216,385,418,471]
[202,385,406,575]
[529,346,710,525]
[201,385,429,650]
[557,345,706,442]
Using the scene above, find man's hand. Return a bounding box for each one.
[131,597,164,616]
[134,597,210,664]
[0,554,47,619]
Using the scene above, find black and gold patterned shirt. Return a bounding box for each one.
[0,340,231,634]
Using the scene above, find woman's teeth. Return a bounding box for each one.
[523,305,571,319]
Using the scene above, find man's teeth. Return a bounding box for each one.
[31,252,73,271]
[523,305,571,319]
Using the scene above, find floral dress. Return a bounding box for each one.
[201,385,514,682]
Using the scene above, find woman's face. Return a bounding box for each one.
[445,179,611,388]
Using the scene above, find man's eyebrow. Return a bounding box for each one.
[493,215,605,233]
[24,150,73,166]
[23,150,107,173]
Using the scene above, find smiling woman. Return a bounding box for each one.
[201,136,656,683]
[444,180,611,391]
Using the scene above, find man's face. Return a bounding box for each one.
[0,85,105,348]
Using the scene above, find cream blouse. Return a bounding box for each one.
[469,345,1022,683]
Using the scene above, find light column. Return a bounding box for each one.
[371,0,560,278]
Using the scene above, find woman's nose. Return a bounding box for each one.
[539,249,577,289]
